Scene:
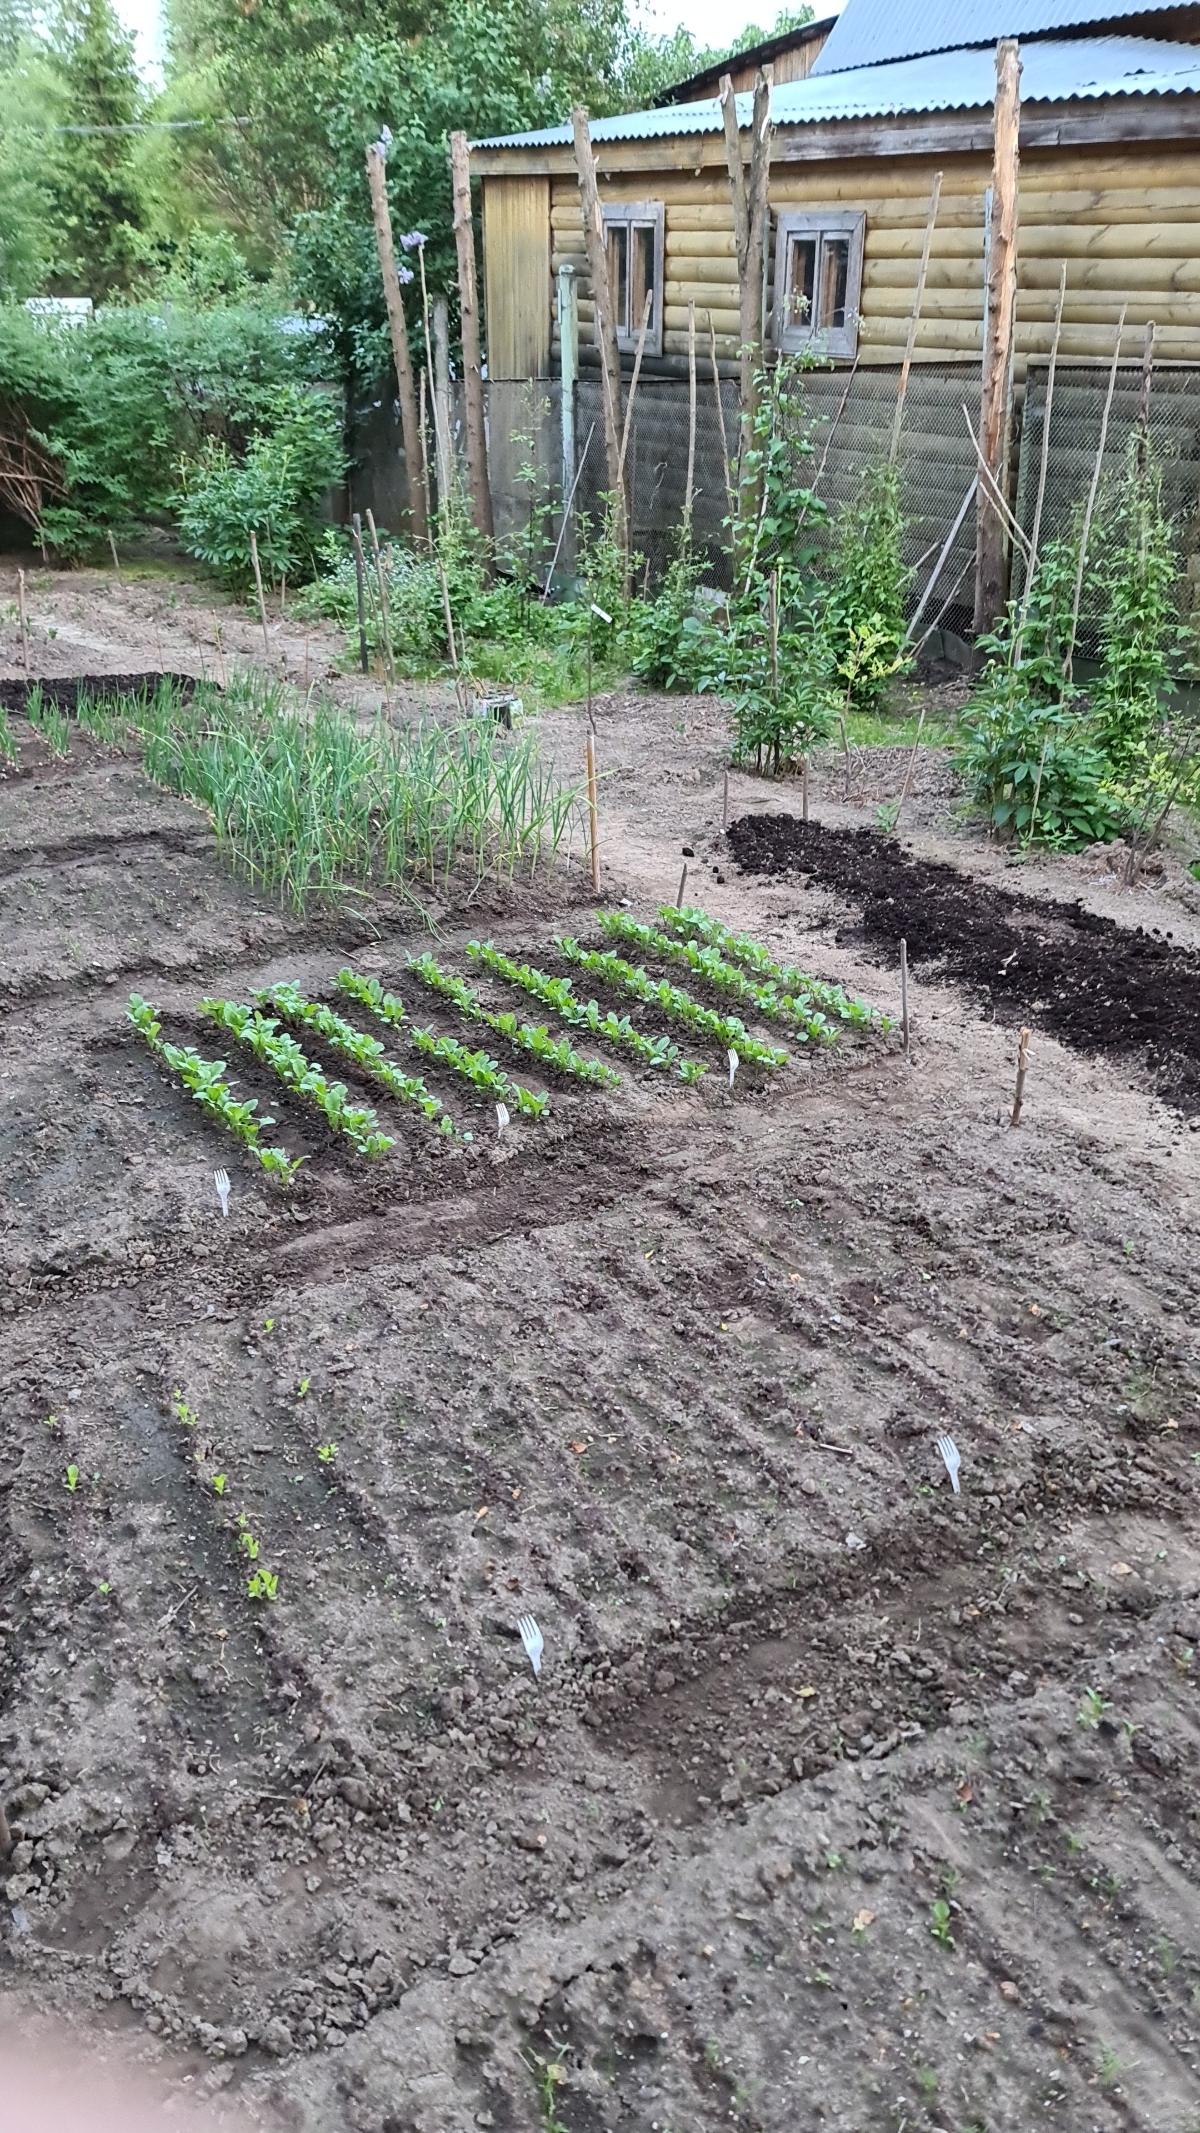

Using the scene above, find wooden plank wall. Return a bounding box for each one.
[482,175,552,379]
[542,141,1200,374]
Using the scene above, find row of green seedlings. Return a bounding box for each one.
[170,1388,277,1601]
[465,942,707,1082]
[657,905,890,1031]
[555,938,790,1068]
[127,994,304,1177]
[337,970,553,1117]
[403,952,623,1090]
[254,981,463,1138]
[202,999,395,1157]
[599,912,836,1044]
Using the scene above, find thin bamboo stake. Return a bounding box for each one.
[107,530,121,581]
[812,360,858,498]
[248,531,270,660]
[1011,1026,1031,1126]
[1027,727,1050,844]
[802,756,809,821]
[418,368,434,550]
[905,477,977,644]
[684,299,697,541]
[708,312,736,522]
[1065,305,1127,682]
[16,566,28,672]
[839,712,851,800]
[1023,263,1066,612]
[722,766,729,831]
[585,728,600,893]
[366,140,427,548]
[900,938,910,1055]
[677,860,688,906]
[616,289,653,500]
[895,707,926,828]
[962,405,1033,565]
[349,513,371,674]
[890,171,942,466]
[1136,316,1156,477]
[365,508,395,685]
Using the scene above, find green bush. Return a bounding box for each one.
[174,384,343,592]
[821,460,911,716]
[955,671,1120,848]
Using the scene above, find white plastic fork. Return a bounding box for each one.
[937,1433,962,1494]
[214,1168,231,1218]
[517,1613,543,1678]
[727,1048,740,1089]
[496,1102,510,1138]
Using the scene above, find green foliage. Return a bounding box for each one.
[656,905,887,1028]
[174,383,344,591]
[597,911,836,1044]
[954,675,1120,849]
[626,547,710,692]
[43,0,148,296]
[409,1024,549,1116]
[200,997,395,1154]
[406,950,620,1088]
[467,941,699,1079]
[258,979,461,1136]
[821,459,912,717]
[555,937,789,1065]
[127,989,304,1174]
[1092,439,1182,776]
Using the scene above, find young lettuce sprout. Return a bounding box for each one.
[657,905,889,1030]
[597,911,835,1045]
[127,994,304,1177]
[201,999,395,1157]
[406,950,615,1093]
[554,940,789,1067]
[263,979,465,1140]
[466,943,698,1081]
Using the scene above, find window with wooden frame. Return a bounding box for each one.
[601,201,665,358]
[771,210,865,361]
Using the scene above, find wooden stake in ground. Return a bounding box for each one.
[366,140,427,550]
[349,513,370,674]
[802,755,809,822]
[900,937,910,1055]
[572,107,625,552]
[889,171,942,466]
[418,368,435,541]
[16,566,28,673]
[585,728,601,893]
[708,311,736,522]
[720,66,773,513]
[107,529,121,581]
[1011,1025,1031,1126]
[974,39,1021,637]
[895,706,926,828]
[722,766,729,832]
[248,530,271,660]
[677,860,688,907]
[1136,315,1156,476]
[449,130,494,552]
[684,299,697,542]
[1064,306,1127,681]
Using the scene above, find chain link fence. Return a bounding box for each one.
[1014,359,1200,659]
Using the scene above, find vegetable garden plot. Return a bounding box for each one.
[727,814,1200,1116]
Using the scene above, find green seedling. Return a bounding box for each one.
[297,1377,310,1398]
[468,940,697,1080]
[599,911,835,1044]
[239,1532,260,1561]
[262,980,463,1139]
[212,1473,227,1496]
[1077,1686,1111,1729]
[64,1465,79,1492]
[555,937,789,1066]
[406,950,621,1091]
[929,1899,954,1947]
[409,1024,549,1116]
[317,1442,339,1463]
[127,995,304,1177]
[171,1389,199,1428]
[658,905,888,1030]
[202,998,394,1156]
[263,1317,275,1333]
[247,1567,278,1602]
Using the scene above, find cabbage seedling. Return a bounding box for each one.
[317,1441,338,1463]
[64,1465,79,1492]
[247,1568,278,1602]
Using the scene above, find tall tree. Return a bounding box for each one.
[45,0,148,296]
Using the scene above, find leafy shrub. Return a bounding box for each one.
[626,550,710,691]
[821,460,912,716]
[1091,439,1182,777]
[175,384,343,592]
[955,675,1120,847]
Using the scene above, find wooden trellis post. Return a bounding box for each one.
[366,141,428,550]
[974,38,1021,637]
[449,130,495,553]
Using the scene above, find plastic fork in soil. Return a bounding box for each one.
[937,1434,962,1494]
[518,1614,544,1677]
[214,1168,230,1217]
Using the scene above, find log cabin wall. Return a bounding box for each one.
[481,135,1200,381]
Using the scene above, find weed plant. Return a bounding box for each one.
[465,942,702,1080]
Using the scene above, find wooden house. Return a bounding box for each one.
[469,0,1200,386]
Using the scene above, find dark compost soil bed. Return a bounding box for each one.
[728,813,1200,1116]
[0,672,196,714]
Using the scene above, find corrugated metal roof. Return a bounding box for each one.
[810,0,1185,76]
[472,34,1200,148]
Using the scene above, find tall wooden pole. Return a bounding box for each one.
[720,67,773,522]
[571,106,625,553]
[890,171,942,466]
[432,293,453,511]
[365,142,427,550]
[974,38,1021,637]
[449,130,494,553]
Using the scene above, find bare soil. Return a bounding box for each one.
[2,566,1200,2133]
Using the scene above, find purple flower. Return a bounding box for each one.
[399,230,427,250]
[397,265,414,284]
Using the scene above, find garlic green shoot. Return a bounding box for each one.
[554,941,789,1067]
[658,905,889,1030]
[466,942,701,1081]
[257,981,461,1138]
[406,951,619,1090]
[126,993,304,1177]
[200,999,394,1157]
[598,912,835,1044]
